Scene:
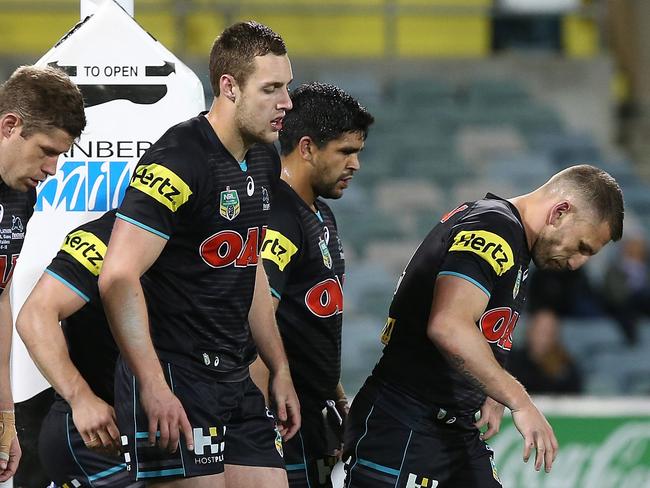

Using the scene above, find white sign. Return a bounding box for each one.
[10,0,205,402]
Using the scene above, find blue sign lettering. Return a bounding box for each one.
[36,161,131,211]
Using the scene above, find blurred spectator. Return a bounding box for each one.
[527,266,602,318]
[508,309,584,394]
[601,234,650,345]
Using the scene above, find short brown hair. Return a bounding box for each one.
[551,164,625,241]
[209,21,287,97]
[0,65,86,139]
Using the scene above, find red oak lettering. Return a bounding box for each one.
[200,228,261,268]
[305,276,344,318]
[479,307,519,350]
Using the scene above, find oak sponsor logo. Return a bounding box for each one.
[305,276,343,318]
[61,230,107,276]
[130,162,192,212]
[200,227,264,268]
[260,229,298,271]
[479,307,519,351]
[449,230,514,276]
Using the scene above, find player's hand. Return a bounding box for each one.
[333,398,349,460]
[0,425,20,482]
[511,401,558,473]
[270,367,300,441]
[70,391,121,456]
[475,396,505,441]
[140,382,194,454]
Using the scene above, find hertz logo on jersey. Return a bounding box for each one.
[130,163,192,212]
[449,230,514,276]
[260,229,298,271]
[61,230,107,276]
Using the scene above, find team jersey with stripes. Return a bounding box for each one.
[0,184,35,291]
[46,209,118,405]
[117,114,281,378]
[261,180,345,402]
[374,194,531,416]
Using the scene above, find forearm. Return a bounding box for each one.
[0,286,13,410]
[428,322,530,410]
[248,265,289,375]
[99,274,165,387]
[16,308,94,405]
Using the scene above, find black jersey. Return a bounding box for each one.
[45,210,118,405]
[374,194,530,416]
[117,114,280,378]
[261,181,344,402]
[0,184,36,290]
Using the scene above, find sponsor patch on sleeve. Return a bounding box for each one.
[449,230,514,276]
[129,162,192,212]
[61,230,107,276]
[260,229,298,271]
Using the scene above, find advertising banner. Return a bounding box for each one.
[490,398,650,488]
[10,0,205,402]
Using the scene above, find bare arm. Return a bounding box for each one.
[248,296,280,404]
[427,274,557,472]
[0,281,13,411]
[98,218,193,452]
[16,273,119,452]
[0,279,19,479]
[248,263,300,440]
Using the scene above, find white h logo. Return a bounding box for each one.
[406,473,438,488]
[193,427,220,455]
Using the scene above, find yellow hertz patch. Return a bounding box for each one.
[260,229,298,271]
[130,163,192,212]
[61,230,107,276]
[449,230,514,276]
[380,317,396,345]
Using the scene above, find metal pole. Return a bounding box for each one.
[80,0,134,20]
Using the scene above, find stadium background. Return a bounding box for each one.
[2,0,650,486]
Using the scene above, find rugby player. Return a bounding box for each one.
[99,21,299,487]
[0,65,85,482]
[17,210,143,487]
[256,82,373,487]
[343,165,624,487]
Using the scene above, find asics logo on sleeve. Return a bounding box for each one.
[449,230,514,276]
[62,230,107,276]
[130,163,192,212]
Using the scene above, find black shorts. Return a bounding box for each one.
[39,400,143,487]
[342,377,502,488]
[114,357,284,481]
[284,399,341,488]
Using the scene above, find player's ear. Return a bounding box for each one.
[549,201,571,226]
[220,74,238,103]
[298,136,315,162]
[0,113,21,139]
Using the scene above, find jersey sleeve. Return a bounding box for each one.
[46,232,104,303]
[116,146,200,240]
[438,212,520,298]
[261,195,302,299]
[45,211,116,303]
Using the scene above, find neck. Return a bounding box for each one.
[281,154,316,209]
[508,190,547,251]
[205,98,248,162]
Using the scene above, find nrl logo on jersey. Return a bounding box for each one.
[220,187,240,221]
[318,237,332,269]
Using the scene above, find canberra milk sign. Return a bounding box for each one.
[11,0,205,401]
